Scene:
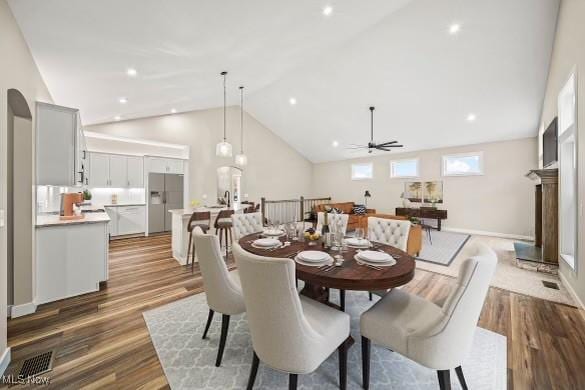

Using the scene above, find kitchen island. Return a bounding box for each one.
[35,211,110,305]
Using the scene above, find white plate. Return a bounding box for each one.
[253,238,281,247]
[357,250,392,263]
[345,238,371,248]
[263,229,284,236]
[295,255,333,267]
[354,255,396,267]
[298,250,330,263]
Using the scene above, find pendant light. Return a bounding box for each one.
[234,85,248,166]
[215,71,233,157]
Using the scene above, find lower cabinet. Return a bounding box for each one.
[106,205,146,238]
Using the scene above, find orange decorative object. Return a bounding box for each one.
[59,192,85,221]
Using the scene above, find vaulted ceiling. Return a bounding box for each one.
[9,0,559,162]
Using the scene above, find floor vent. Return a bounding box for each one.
[18,350,54,378]
[542,280,560,290]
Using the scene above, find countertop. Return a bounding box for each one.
[36,212,111,227]
[103,203,146,207]
[168,207,228,216]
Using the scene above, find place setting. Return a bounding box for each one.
[354,249,397,269]
[293,250,334,268]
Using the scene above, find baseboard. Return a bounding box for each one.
[559,271,585,318]
[10,301,37,318]
[0,347,10,376]
[443,227,534,241]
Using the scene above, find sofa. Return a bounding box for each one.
[313,202,376,231]
[368,214,422,257]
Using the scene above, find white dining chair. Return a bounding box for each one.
[360,243,497,390]
[316,212,349,235]
[193,226,246,367]
[231,212,264,241]
[232,244,351,390]
[367,216,410,251]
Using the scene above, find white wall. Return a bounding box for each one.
[539,0,585,307]
[85,107,314,204]
[0,0,53,370]
[312,137,537,238]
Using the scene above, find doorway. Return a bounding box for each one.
[6,89,34,313]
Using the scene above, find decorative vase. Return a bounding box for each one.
[402,198,412,208]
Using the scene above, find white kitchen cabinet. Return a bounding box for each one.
[36,102,87,186]
[127,156,144,187]
[145,156,184,174]
[167,159,184,174]
[36,221,108,304]
[109,154,128,187]
[117,206,146,235]
[89,153,110,187]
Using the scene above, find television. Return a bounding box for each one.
[543,117,558,168]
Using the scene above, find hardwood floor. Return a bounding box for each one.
[6,234,585,389]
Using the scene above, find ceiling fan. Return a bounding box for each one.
[347,106,403,153]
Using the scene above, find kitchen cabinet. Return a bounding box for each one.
[88,152,143,188]
[105,205,146,237]
[145,156,184,174]
[36,102,87,186]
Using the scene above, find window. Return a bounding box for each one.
[442,152,483,176]
[351,163,373,180]
[390,158,419,178]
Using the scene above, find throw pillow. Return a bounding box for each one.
[331,207,343,214]
[353,204,367,215]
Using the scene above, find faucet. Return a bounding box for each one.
[224,190,231,208]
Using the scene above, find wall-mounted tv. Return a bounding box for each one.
[543,117,558,168]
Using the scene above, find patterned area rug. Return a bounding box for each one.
[417,230,471,266]
[143,291,506,389]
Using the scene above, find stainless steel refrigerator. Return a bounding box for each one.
[148,173,184,233]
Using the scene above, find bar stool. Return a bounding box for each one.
[186,211,211,270]
[214,209,234,259]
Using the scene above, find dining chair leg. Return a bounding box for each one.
[186,233,192,267]
[191,241,196,272]
[246,351,260,390]
[361,336,370,390]
[215,314,230,367]
[437,370,451,390]
[338,341,348,390]
[339,290,346,312]
[368,292,373,301]
[202,309,214,339]
[454,366,468,390]
[289,374,298,390]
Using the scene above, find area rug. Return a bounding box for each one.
[416,230,470,266]
[143,291,507,389]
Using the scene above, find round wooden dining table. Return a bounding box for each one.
[238,233,416,310]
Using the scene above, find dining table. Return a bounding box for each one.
[238,233,416,312]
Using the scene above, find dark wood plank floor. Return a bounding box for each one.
[5,234,585,389]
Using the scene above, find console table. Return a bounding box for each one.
[395,207,448,231]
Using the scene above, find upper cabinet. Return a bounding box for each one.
[36,102,87,186]
[88,153,143,188]
[145,156,184,174]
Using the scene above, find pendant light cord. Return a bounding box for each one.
[240,86,244,153]
[221,71,227,141]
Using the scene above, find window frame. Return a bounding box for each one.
[442,151,484,177]
[389,158,420,179]
[351,162,373,180]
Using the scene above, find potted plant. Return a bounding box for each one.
[82,189,92,201]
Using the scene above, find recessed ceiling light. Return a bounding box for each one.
[323,5,333,16]
[332,140,339,147]
[449,23,461,35]
[289,97,297,105]
[466,113,477,122]
[114,115,121,121]
[119,97,128,104]
[126,68,137,77]
[171,108,177,114]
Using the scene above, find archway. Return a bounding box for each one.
[6,89,33,314]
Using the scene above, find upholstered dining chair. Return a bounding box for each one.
[186,211,211,270]
[232,244,351,390]
[316,212,349,236]
[360,243,497,390]
[193,227,246,367]
[231,212,264,241]
[214,209,235,258]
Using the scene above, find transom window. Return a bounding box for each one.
[442,152,484,176]
[390,158,419,178]
[351,163,373,180]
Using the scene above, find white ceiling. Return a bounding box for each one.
[9,0,559,162]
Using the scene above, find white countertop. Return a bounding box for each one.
[103,203,146,207]
[168,206,229,216]
[36,212,111,227]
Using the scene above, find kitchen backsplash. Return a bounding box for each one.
[37,186,146,213]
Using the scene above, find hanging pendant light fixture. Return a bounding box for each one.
[216,71,233,157]
[235,86,248,166]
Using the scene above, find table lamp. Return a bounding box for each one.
[364,190,371,207]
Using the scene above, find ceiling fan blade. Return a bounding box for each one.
[377,141,398,146]
[387,144,404,148]
[375,147,392,151]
